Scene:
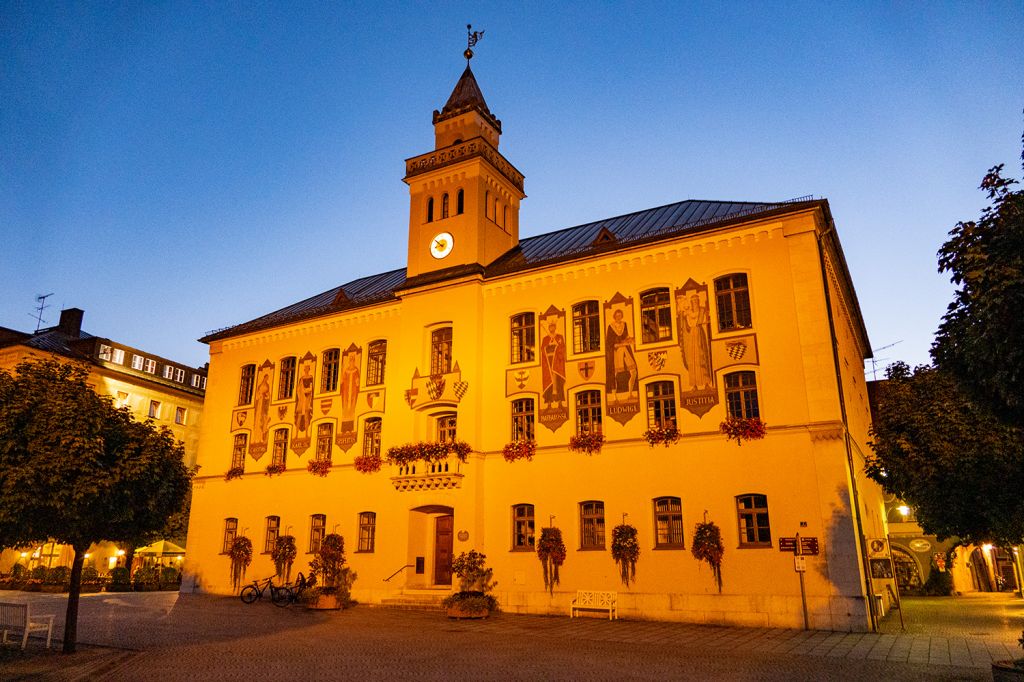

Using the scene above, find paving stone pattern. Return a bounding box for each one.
[0,590,1020,681]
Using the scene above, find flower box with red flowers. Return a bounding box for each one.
[307,459,332,477]
[386,441,473,466]
[642,426,681,447]
[224,466,245,481]
[568,432,605,455]
[264,463,286,477]
[353,452,382,474]
[502,440,536,463]
[719,417,767,445]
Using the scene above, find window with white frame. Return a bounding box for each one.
[144,358,156,374]
[131,355,145,370]
[163,365,174,379]
[174,368,185,382]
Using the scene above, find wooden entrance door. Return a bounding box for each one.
[434,515,454,585]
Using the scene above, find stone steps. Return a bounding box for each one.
[377,590,449,612]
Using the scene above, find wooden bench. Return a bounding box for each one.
[0,602,54,650]
[570,590,617,620]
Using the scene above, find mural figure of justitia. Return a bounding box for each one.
[605,308,637,400]
[540,320,566,408]
[254,371,271,436]
[340,352,360,419]
[681,292,713,390]
[295,361,314,432]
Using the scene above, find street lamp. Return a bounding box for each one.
[897,505,910,518]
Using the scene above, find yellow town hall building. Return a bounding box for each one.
[184,59,890,630]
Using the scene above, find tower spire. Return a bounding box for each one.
[464,24,484,64]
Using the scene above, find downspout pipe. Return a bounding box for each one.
[816,224,878,632]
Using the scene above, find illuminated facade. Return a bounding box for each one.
[0,307,206,573]
[184,63,890,630]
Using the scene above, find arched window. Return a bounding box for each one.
[426,197,434,223]
[503,205,508,228]
[640,288,672,343]
[484,191,490,220]
[724,371,759,419]
[441,193,449,219]
[457,189,464,215]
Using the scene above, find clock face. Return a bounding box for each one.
[430,232,454,259]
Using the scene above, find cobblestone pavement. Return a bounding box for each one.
[879,593,1024,639]
[0,590,1020,680]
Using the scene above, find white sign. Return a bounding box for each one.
[867,538,889,559]
[794,556,807,573]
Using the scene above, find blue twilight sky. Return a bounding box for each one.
[2,2,1022,371]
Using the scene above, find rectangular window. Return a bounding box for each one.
[238,364,256,405]
[321,349,340,392]
[437,414,457,443]
[358,512,376,552]
[580,501,605,549]
[309,514,326,554]
[174,406,186,425]
[510,313,536,363]
[575,390,603,435]
[264,516,280,554]
[111,348,125,364]
[572,301,601,354]
[715,274,752,331]
[163,365,174,379]
[116,391,129,407]
[231,433,248,470]
[737,494,771,547]
[315,423,333,461]
[278,357,297,400]
[131,354,145,370]
[646,381,677,429]
[512,504,535,550]
[99,344,113,361]
[430,328,452,375]
[366,340,387,386]
[653,497,684,548]
[174,368,185,382]
[725,371,760,419]
[148,400,160,419]
[363,418,382,458]
[222,518,238,554]
[144,358,157,374]
[511,398,535,441]
[640,288,673,343]
[271,428,288,468]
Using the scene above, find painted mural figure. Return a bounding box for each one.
[295,361,314,432]
[540,320,566,408]
[254,371,272,437]
[341,352,360,417]
[605,309,637,400]
[681,292,713,390]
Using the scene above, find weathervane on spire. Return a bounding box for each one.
[464,24,484,63]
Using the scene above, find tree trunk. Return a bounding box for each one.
[62,544,87,654]
[125,546,136,578]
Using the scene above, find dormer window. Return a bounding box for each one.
[426,197,434,223]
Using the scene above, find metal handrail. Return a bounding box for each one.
[383,564,414,582]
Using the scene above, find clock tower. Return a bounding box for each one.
[403,59,526,281]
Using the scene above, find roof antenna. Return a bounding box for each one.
[31,293,53,332]
[465,24,484,64]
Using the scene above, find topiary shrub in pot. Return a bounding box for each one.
[108,566,132,592]
[303,533,356,610]
[443,550,499,619]
[80,565,103,593]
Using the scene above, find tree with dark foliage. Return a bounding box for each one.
[0,359,191,653]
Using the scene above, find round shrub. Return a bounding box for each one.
[81,566,99,582]
[160,566,180,584]
[109,566,130,585]
[11,563,27,579]
[47,566,70,584]
[30,565,48,581]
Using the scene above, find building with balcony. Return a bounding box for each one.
[183,58,890,630]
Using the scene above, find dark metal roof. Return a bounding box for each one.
[201,198,813,343]
[1,327,96,359]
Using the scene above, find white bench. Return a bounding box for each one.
[570,590,617,620]
[0,602,54,650]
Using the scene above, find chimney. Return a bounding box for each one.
[58,308,84,337]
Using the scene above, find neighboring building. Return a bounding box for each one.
[184,59,891,631]
[0,307,207,574]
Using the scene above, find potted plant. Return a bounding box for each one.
[502,440,536,463]
[272,535,297,582]
[353,452,382,473]
[610,524,640,587]
[719,416,767,445]
[302,533,356,610]
[159,566,181,590]
[443,550,499,618]
[107,566,132,592]
[307,458,332,477]
[537,527,567,596]
[691,516,725,593]
[992,629,1024,681]
[224,466,245,481]
[80,566,103,593]
[642,425,681,447]
[568,431,605,455]
[229,536,253,591]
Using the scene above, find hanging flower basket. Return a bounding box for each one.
[264,463,286,476]
[611,524,640,587]
[307,458,332,477]
[224,466,244,481]
[386,441,473,466]
[643,426,681,447]
[502,440,536,463]
[353,452,382,473]
[228,536,253,591]
[272,535,297,582]
[537,527,567,595]
[691,520,725,593]
[568,432,605,455]
[719,417,767,445]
